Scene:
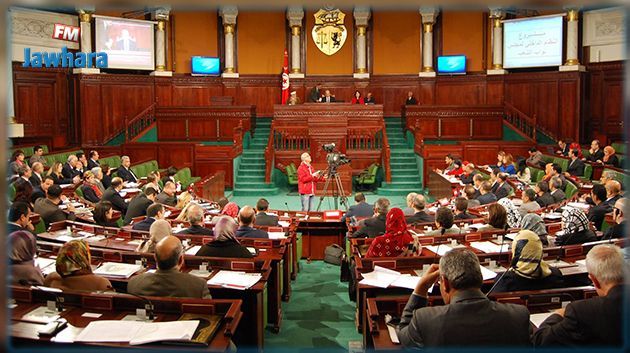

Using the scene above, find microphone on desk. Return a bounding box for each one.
[494,227,508,270]
[123,292,155,321]
[486,229,519,297]
[30,284,65,312]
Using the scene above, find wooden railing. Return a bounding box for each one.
[504,102,537,142]
[124,102,156,143]
[193,171,226,201]
[347,127,383,150]
[380,124,392,183]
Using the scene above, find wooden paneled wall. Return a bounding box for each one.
[585,62,624,143]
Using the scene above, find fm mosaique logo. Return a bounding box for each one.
[22,23,108,69]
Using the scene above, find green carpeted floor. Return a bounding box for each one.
[230,193,410,212]
[265,260,361,352]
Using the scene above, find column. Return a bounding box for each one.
[353,6,370,79]
[419,7,438,77]
[287,6,304,78]
[151,7,172,77]
[560,7,585,71]
[487,8,507,75]
[220,6,239,78]
[73,7,100,74]
[7,10,23,139]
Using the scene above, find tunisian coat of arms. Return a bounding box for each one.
[312,8,347,56]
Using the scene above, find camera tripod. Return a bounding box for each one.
[316,167,349,212]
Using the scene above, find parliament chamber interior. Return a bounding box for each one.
[4,3,630,352]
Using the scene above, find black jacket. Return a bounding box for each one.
[585,149,605,163]
[566,159,585,177]
[478,193,498,205]
[87,159,100,170]
[62,163,80,179]
[81,185,101,204]
[30,186,46,204]
[587,202,612,231]
[536,192,555,207]
[454,212,476,220]
[459,171,477,185]
[602,221,625,240]
[254,212,279,227]
[352,214,386,238]
[235,226,269,239]
[29,173,42,187]
[491,267,565,293]
[551,189,566,203]
[196,239,254,258]
[555,229,597,246]
[405,97,417,105]
[342,202,374,223]
[124,194,153,225]
[603,155,620,168]
[405,211,434,225]
[50,173,74,185]
[132,217,155,232]
[493,182,512,200]
[156,192,177,207]
[533,285,623,346]
[116,166,138,183]
[102,187,127,216]
[178,224,213,236]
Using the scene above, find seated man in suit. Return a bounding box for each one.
[493,173,513,200]
[178,204,213,235]
[132,203,164,231]
[551,163,568,190]
[458,163,477,184]
[156,181,178,207]
[235,206,268,239]
[603,198,626,240]
[556,138,570,156]
[124,187,158,225]
[564,149,585,177]
[549,177,566,204]
[8,201,35,235]
[454,197,475,220]
[254,198,279,226]
[535,180,555,207]
[405,194,434,225]
[584,139,605,163]
[489,167,500,194]
[101,177,128,216]
[587,184,612,231]
[405,91,417,105]
[534,244,624,346]
[396,248,531,348]
[62,155,81,180]
[33,185,76,227]
[128,236,211,298]
[31,176,54,204]
[403,192,418,216]
[87,150,100,170]
[604,180,622,207]
[318,89,336,103]
[464,185,481,209]
[477,181,498,205]
[116,156,138,183]
[352,197,389,238]
[29,162,44,187]
[518,188,541,216]
[527,147,545,169]
[342,192,374,223]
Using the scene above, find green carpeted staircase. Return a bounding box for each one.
[233,118,279,196]
[377,118,424,196]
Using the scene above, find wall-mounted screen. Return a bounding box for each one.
[94,15,155,70]
[191,56,220,75]
[437,55,466,75]
[503,15,564,69]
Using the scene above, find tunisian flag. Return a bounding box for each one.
[281,49,290,104]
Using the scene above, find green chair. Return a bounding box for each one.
[354,163,379,191]
[8,184,16,202]
[174,167,201,188]
[611,142,626,155]
[530,168,544,183]
[552,157,568,172]
[33,219,46,234]
[286,163,298,188]
[582,164,593,181]
[75,187,84,199]
[541,154,555,164]
[565,181,578,200]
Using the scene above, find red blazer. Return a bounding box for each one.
[351,97,364,104]
[446,167,464,176]
[297,162,322,195]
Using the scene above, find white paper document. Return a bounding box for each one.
[530,312,554,328]
[185,245,202,256]
[470,241,510,254]
[268,232,287,239]
[93,262,143,279]
[390,274,421,290]
[386,324,400,344]
[207,270,262,290]
[358,266,401,288]
[479,265,498,281]
[20,306,60,324]
[425,244,462,256]
[278,220,291,228]
[564,202,591,211]
[35,257,56,272]
[74,320,199,345]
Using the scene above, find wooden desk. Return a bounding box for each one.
[295,217,347,260]
[427,171,460,200]
[10,286,242,351]
[402,105,503,140]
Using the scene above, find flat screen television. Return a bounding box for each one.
[437,55,466,75]
[191,56,220,76]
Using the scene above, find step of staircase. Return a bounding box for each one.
[233,118,279,196]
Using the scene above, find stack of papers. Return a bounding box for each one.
[121,188,142,193]
[93,262,143,279]
[268,232,287,239]
[470,241,510,254]
[564,202,590,210]
[35,257,57,275]
[543,213,562,220]
[74,320,200,345]
[124,182,140,188]
[185,245,202,256]
[425,244,465,256]
[530,312,553,328]
[358,266,424,290]
[278,220,291,228]
[207,270,262,290]
[21,306,60,324]
[479,265,499,280]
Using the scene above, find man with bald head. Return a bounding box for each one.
[178,204,213,235]
[128,236,211,298]
[604,180,622,207]
[235,206,269,239]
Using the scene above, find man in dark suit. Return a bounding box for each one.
[132,203,164,231]
[556,139,570,156]
[396,248,531,348]
[156,181,178,207]
[551,164,568,190]
[454,197,476,220]
[123,187,157,225]
[464,185,481,209]
[318,89,336,103]
[33,185,76,227]
[405,194,434,225]
[584,139,605,163]
[549,177,566,204]
[29,162,44,187]
[535,180,555,207]
[308,83,321,102]
[458,163,478,184]
[235,206,268,239]
[405,91,417,105]
[8,201,35,235]
[477,181,498,205]
[587,184,612,231]
[602,198,626,240]
[604,180,622,207]
[534,244,624,346]
[493,173,513,200]
[178,204,213,235]
[254,198,279,226]
[101,177,128,216]
[564,149,585,177]
[87,150,100,170]
[30,176,54,204]
[128,236,211,298]
[352,198,389,238]
[364,92,376,104]
[342,193,374,223]
[116,156,138,183]
[61,155,80,180]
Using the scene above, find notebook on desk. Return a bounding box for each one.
[166,313,223,346]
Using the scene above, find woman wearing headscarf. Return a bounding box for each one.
[555,208,597,246]
[44,239,113,291]
[520,213,550,246]
[498,198,522,229]
[491,230,564,293]
[195,216,253,258]
[600,146,620,168]
[8,231,44,285]
[136,219,171,253]
[366,208,414,257]
[211,202,239,223]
